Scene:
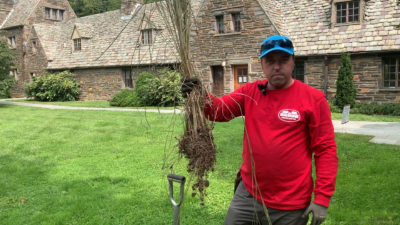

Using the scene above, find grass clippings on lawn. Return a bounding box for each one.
[0,104,399,225]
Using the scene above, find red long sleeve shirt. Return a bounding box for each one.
[205,79,338,210]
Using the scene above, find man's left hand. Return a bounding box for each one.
[302,202,328,225]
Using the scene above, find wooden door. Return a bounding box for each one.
[234,65,248,90]
[211,66,224,96]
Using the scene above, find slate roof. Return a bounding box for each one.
[0,0,40,29]
[73,23,94,38]
[257,0,400,56]
[34,3,178,69]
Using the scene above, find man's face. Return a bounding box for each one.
[261,51,295,90]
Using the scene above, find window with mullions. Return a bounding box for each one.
[216,15,225,34]
[232,13,241,32]
[123,69,133,88]
[8,36,16,48]
[73,38,81,51]
[293,61,305,82]
[336,1,359,23]
[141,29,153,45]
[383,57,400,88]
[45,7,65,21]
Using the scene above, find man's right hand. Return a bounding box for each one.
[181,77,201,98]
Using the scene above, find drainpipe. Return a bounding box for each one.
[323,56,328,97]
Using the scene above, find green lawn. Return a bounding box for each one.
[0,104,399,225]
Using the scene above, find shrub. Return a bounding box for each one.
[328,100,342,113]
[335,54,357,109]
[0,79,16,98]
[135,69,183,107]
[353,102,400,116]
[109,89,140,107]
[157,69,183,106]
[25,71,80,101]
[135,72,161,106]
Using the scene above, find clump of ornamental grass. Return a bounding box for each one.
[156,0,216,205]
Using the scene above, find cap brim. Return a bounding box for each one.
[259,47,294,59]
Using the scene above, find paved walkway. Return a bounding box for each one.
[2,99,400,146]
[0,98,182,114]
[332,120,400,146]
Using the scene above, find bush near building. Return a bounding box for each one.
[335,53,357,109]
[25,71,80,101]
[0,40,15,98]
[329,101,400,116]
[109,89,140,107]
[111,69,183,107]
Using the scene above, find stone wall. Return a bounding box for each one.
[192,0,278,94]
[73,68,123,100]
[304,54,400,103]
[72,65,170,100]
[1,27,25,97]
[24,27,49,81]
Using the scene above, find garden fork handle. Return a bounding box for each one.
[167,174,186,225]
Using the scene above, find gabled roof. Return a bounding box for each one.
[258,0,400,56]
[34,22,64,61]
[1,0,40,29]
[72,23,94,38]
[256,0,285,35]
[35,3,178,70]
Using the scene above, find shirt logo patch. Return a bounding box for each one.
[278,109,301,122]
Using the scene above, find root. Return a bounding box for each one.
[178,87,216,205]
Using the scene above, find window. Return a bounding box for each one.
[336,1,359,23]
[30,72,37,81]
[59,10,64,21]
[45,8,50,19]
[141,29,153,45]
[73,38,81,51]
[52,9,57,19]
[232,13,241,32]
[293,61,305,82]
[9,69,18,80]
[216,15,225,34]
[123,69,133,88]
[45,7,65,21]
[32,39,38,54]
[383,57,399,88]
[8,36,16,48]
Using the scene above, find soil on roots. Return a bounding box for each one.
[178,124,216,205]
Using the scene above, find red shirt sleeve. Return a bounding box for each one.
[308,96,338,207]
[204,84,249,122]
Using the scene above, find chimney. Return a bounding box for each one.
[120,0,142,15]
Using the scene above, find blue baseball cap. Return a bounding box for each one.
[259,35,294,59]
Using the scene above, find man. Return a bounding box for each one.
[182,35,338,225]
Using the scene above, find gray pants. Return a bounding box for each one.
[225,182,308,225]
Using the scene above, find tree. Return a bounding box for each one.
[68,0,161,17]
[69,0,122,17]
[335,53,357,109]
[0,39,15,98]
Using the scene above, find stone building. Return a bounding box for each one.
[1,0,178,100]
[193,0,400,102]
[1,0,400,102]
[0,0,77,97]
